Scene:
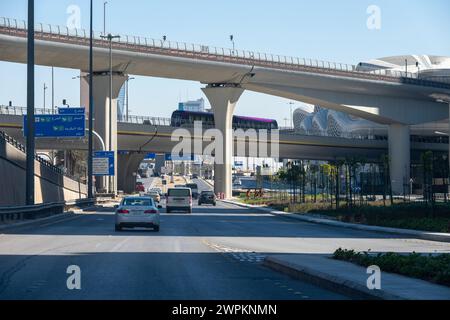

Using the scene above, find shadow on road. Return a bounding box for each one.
[1,205,420,241]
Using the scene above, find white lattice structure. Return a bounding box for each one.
[293,104,384,137]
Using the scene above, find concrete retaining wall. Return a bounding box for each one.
[0,137,87,206]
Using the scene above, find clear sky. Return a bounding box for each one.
[0,0,449,125]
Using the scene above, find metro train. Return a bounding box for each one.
[170,110,278,130]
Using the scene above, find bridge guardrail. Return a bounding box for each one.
[0,129,82,181]
[1,17,450,90]
[0,198,95,224]
[0,202,65,222]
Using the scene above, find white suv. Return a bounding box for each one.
[166,187,192,213]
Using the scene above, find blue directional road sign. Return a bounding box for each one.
[165,153,195,161]
[93,151,115,176]
[58,107,85,115]
[23,114,85,138]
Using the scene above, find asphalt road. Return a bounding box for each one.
[0,194,448,300]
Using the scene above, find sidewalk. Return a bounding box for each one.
[221,199,450,243]
[263,254,450,300]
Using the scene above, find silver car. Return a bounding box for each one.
[115,196,162,232]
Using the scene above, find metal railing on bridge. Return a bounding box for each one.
[0,105,58,115]
[1,17,450,90]
[120,115,172,126]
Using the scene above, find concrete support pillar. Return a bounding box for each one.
[81,72,127,194]
[117,152,146,194]
[388,124,410,195]
[202,85,244,199]
[154,154,166,175]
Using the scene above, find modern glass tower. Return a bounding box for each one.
[117,84,126,121]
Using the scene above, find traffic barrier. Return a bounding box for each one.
[0,198,95,223]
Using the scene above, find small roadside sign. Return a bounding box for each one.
[93,151,115,176]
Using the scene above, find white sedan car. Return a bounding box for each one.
[115,196,162,232]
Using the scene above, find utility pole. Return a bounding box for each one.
[88,0,94,199]
[26,0,35,205]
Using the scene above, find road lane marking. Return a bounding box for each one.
[202,240,266,264]
[109,237,131,252]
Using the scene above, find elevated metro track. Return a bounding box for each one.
[0,113,446,162]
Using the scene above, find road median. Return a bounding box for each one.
[263,254,450,300]
[220,199,450,243]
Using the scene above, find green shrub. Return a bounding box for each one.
[333,248,450,287]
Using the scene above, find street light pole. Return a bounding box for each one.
[101,33,120,194]
[51,66,54,113]
[103,1,108,36]
[230,35,235,54]
[26,0,35,205]
[43,83,48,112]
[87,0,94,199]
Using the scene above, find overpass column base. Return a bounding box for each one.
[202,85,244,199]
[81,72,127,195]
[117,152,146,194]
[155,154,166,175]
[388,124,410,196]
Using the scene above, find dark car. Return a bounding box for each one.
[185,183,199,199]
[135,181,145,193]
[198,191,216,206]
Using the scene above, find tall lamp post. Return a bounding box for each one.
[87,0,94,199]
[103,1,108,36]
[230,35,235,54]
[43,83,48,112]
[26,0,35,205]
[51,66,54,113]
[126,77,135,122]
[100,33,120,194]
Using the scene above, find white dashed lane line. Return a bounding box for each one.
[203,240,266,264]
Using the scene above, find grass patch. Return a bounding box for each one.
[309,203,450,233]
[333,248,450,287]
[235,195,450,233]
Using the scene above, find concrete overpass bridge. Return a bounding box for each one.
[1,17,449,196]
[1,107,447,193]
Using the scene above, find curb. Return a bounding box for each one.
[220,199,450,243]
[263,256,403,300]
